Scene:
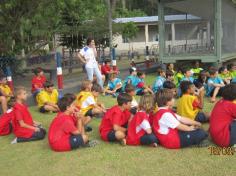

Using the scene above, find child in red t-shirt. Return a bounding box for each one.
[101,59,119,85]
[152,89,208,149]
[99,93,132,145]
[31,67,47,96]
[48,96,90,152]
[11,87,46,144]
[0,97,15,136]
[210,84,236,147]
[126,94,158,146]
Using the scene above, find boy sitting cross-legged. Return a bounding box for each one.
[99,93,132,145]
[136,72,154,95]
[123,67,138,91]
[152,68,166,93]
[104,73,122,97]
[177,81,209,123]
[36,81,59,113]
[206,68,225,103]
[152,89,208,149]
[31,67,47,96]
[48,96,91,152]
[76,81,106,119]
[11,86,46,144]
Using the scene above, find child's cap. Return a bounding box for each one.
[129,67,137,74]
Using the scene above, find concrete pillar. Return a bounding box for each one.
[145,24,149,44]
[207,21,211,48]
[171,23,175,51]
[158,0,165,62]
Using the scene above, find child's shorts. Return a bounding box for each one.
[195,112,208,123]
[39,106,49,113]
[107,130,117,142]
[85,109,93,117]
[230,121,236,146]
[140,133,159,145]
[70,134,84,149]
[107,123,128,142]
[136,90,144,96]
[178,129,208,148]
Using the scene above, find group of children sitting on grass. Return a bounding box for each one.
[0,61,236,152]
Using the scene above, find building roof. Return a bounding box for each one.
[114,14,201,24]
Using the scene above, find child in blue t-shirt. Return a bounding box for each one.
[123,67,138,91]
[136,72,154,95]
[105,73,122,97]
[181,68,194,83]
[176,68,195,97]
[152,68,166,93]
[206,68,225,103]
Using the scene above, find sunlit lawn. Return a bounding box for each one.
[0,75,235,176]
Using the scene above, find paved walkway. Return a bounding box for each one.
[13,66,130,106]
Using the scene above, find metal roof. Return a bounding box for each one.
[114,14,200,24]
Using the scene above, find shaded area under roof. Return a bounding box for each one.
[165,0,215,20]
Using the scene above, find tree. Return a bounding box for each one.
[122,22,138,52]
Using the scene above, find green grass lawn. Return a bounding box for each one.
[0,75,236,176]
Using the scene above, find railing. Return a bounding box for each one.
[166,43,214,55]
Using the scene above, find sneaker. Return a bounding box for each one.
[11,138,17,144]
[120,139,126,146]
[152,143,158,147]
[85,126,93,132]
[83,140,99,147]
[196,139,211,148]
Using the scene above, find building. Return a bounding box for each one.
[114,14,208,56]
[113,0,236,64]
[158,0,236,63]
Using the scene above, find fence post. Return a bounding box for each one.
[112,48,117,71]
[145,46,150,68]
[56,52,63,98]
[6,66,14,92]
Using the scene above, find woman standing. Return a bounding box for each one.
[78,38,103,89]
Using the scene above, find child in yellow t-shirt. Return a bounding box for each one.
[228,64,236,81]
[177,81,209,123]
[0,76,13,113]
[76,80,105,120]
[218,66,232,85]
[0,77,13,99]
[36,81,59,113]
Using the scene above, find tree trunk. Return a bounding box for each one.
[107,0,113,59]
[20,26,26,69]
[121,0,125,9]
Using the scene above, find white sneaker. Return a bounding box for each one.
[11,138,17,144]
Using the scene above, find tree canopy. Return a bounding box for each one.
[0,0,159,58]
